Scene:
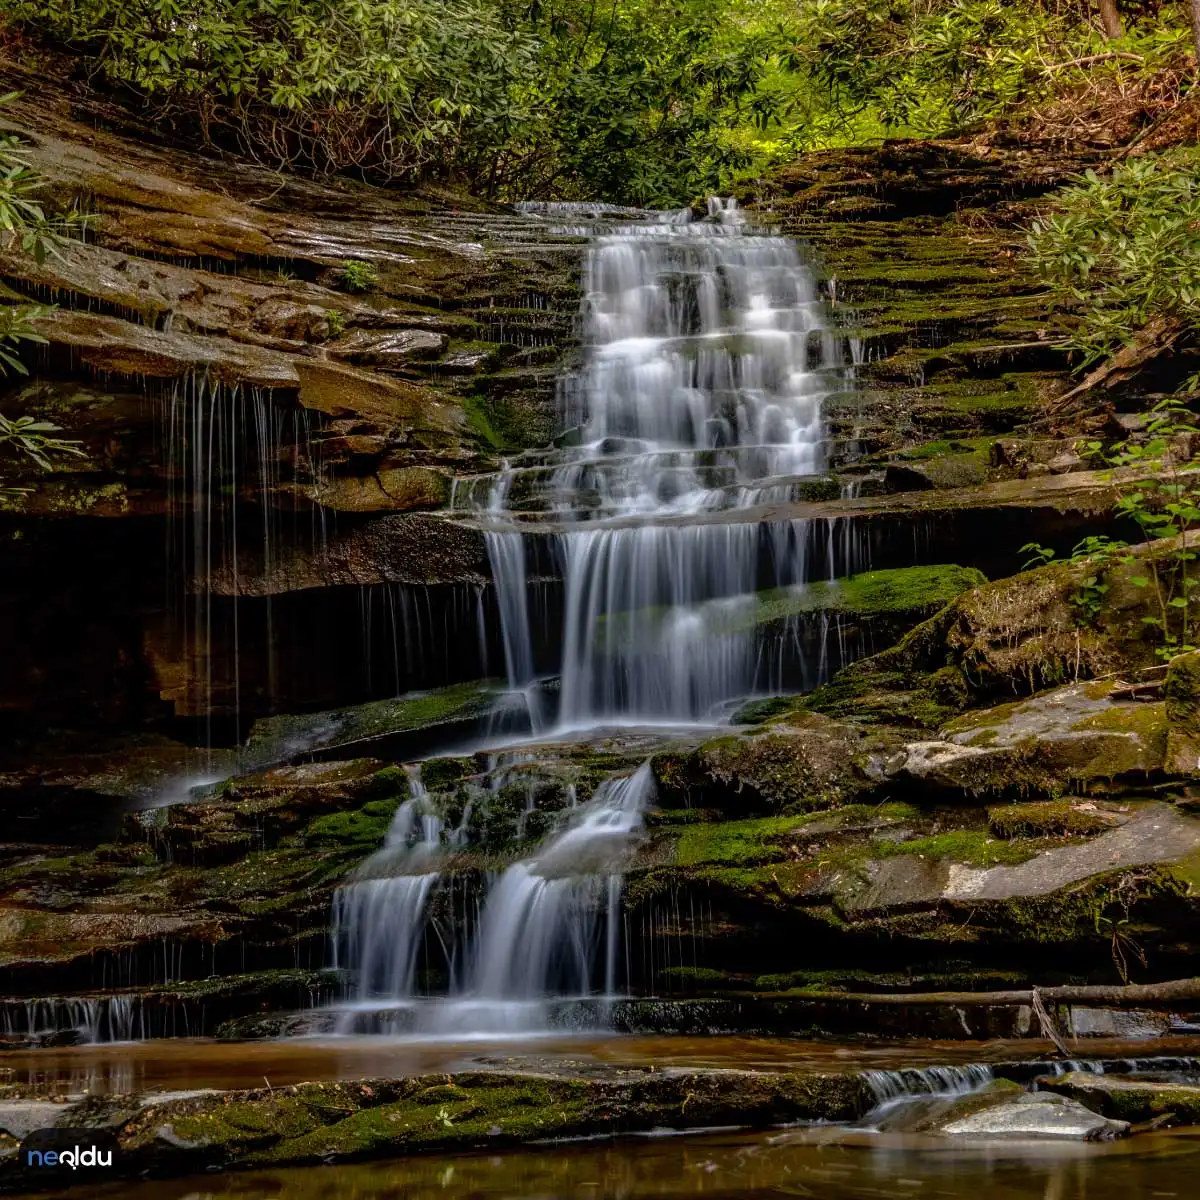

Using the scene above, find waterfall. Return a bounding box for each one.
[481,198,845,726]
[331,766,443,1018]
[459,763,652,1004]
[332,762,654,1035]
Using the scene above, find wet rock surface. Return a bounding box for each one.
[0,1067,872,1186]
[1037,1072,1200,1126]
[932,1087,1129,1140]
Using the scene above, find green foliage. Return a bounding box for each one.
[1022,399,1200,659]
[15,0,1180,204]
[0,412,84,471]
[1109,398,1200,660]
[1028,153,1200,365]
[324,308,346,338]
[12,0,537,177]
[337,260,377,293]
[0,93,85,493]
[0,301,50,377]
[788,0,1060,140]
[1021,533,1125,628]
[0,97,87,264]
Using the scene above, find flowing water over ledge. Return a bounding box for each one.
[6,1034,1200,1094]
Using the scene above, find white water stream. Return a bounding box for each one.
[480,199,848,726]
[331,199,843,1034]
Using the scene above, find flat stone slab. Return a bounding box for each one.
[945,806,1200,901]
[938,1091,1128,1140]
[1037,1072,1200,1125]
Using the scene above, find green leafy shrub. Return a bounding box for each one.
[0,93,85,491]
[1027,153,1200,366]
[15,0,1164,205]
[11,0,537,177]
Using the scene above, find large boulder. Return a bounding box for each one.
[653,712,900,815]
[804,545,1184,730]
[892,681,1169,798]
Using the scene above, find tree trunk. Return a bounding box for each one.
[1098,0,1124,39]
[784,977,1200,1009]
[1191,0,1200,68]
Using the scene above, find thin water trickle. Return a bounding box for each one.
[331,766,443,1024]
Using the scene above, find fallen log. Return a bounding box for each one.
[1048,313,1184,413]
[773,977,1200,1009]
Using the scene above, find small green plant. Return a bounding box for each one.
[0,93,87,494]
[274,266,297,284]
[1020,534,1124,628]
[0,413,83,470]
[0,302,50,375]
[1109,397,1200,660]
[338,260,377,293]
[325,308,346,338]
[1021,398,1200,659]
[0,412,85,498]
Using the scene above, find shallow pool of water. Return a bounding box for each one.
[27,1126,1200,1199]
[8,1033,1200,1094]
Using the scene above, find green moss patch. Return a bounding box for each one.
[672,815,816,868]
[987,800,1113,840]
[872,830,1033,867]
[302,797,401,851]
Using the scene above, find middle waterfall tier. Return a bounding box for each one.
[471,199,848,725]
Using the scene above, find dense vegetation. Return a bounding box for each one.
[0,103,83,491]
[6,0,1197,204]
[1028,151,1200,370]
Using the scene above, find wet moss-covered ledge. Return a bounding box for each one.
[0,1068,872,1189]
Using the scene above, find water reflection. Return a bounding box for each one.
[29,1127,1200,1200]
[6,1034,1200,1095]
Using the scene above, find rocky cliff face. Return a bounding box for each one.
[0,68,580,730]
[5,71,1200,1047]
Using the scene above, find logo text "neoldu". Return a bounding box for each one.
[25,1145,113,1169]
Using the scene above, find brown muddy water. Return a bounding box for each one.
[8,1033,1200,1093]
[9,1034,1200,1198]
[26,1127,1200,1199]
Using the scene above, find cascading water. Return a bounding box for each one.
[329,200,851,1037]
[451,763,652,1023]
[478,198,855,726]
[331,762,654,1035]
[332,766,444,1024]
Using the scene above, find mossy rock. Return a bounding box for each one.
[245,681,507,763]
[652,713,897,815]
[801,545,1191,732]
[599,564,986,652]
[987,800,1115,840]
[1037,1074,1200,1126]
[83,1068,873,1178]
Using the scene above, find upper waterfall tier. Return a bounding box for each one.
[494,198,837,524]
[472,199,847,724]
